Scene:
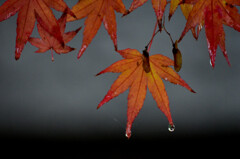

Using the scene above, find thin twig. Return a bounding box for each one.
[145,21,160,52]
[162,14,174,45]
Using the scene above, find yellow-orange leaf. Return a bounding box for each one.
[169,0,182,20]
[169,0,197,20]
[97,48,195,138]
[67,0,127,59]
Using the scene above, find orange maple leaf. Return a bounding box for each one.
[125,0,167,29]
[67,0,127,59]
[97,48,195,138]
[179,0,240,67]
[29,12,81,61]
[0,0,74,60]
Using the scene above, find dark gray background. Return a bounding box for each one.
[0,0,239,151]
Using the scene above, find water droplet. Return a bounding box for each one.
[125,131,131,139]
[164,77,168,81]
[125,126,131,139]
[210,59,212,67]
[168,124,175,132]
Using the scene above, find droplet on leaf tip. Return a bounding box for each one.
[125,125,132,139]
[125,131,131,139]
[210,59,212,67]
[125,132,129,138]
[168,124,175,132]
[210,58,215,68]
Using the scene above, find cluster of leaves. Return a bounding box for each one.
[0,0,239,138]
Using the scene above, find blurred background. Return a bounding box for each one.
[0,0,239,155]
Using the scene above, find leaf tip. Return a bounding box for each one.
[227,61,231,67]
[225,54,231,67]
[168,14,172,21]
[67,8,77,20]
[77,45,87,59]
[15,55,20,61]
[97,93,113,109]
[191,89,196,93]
[122,10,130,17]
[222,51,231,67]
[15,47,23,60]
[75,26,82,33]
[77,52,83,59]
[157,19,163,32]
[95,71,102,76]
[125,125,131,139]
[96,105,101,110]
[210,58,215,68]
[114,45,118,51]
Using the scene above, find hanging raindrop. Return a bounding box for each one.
[168,124,175,132]
[210,59,212,67]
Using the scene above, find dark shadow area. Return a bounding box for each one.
[0,130,239,157]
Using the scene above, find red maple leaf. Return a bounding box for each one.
[29,12,81,61]
[67,0,127,59]
[179,0,240,67]
[0,0,74,60]
[97,48,195,138]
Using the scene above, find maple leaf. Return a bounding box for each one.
[67,0,127,59]
[180,3,203,40]
[124,0,167,29]
[29,12,81,61]
[0,0,74,60]
[96,48,195,138]
[169,0,197,20]
[179,0,240,67]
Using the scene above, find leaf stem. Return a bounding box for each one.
[145,21,160,52]
[162,15,174,45]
